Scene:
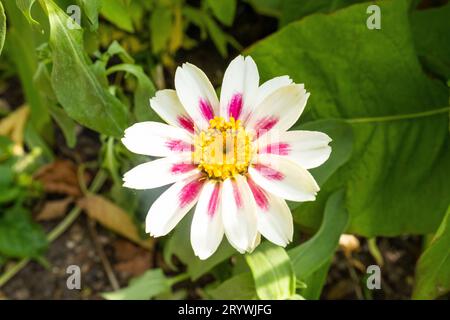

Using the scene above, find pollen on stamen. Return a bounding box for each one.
[192,116,252,180]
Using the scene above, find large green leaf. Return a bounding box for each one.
[289,190,349,280]
[248,0,450,236]
[412,205,450,299]
[0,206,48,258]
[411,3,450,79]
[102,269,170,300]
[208,272,257,300]
[280,0,366,26]
[45,0,129,137]
[245,242,296,300]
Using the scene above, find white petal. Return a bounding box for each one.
[219,55,259,121]
[249,154,319,202]
[123,156,198,190]
[257,130,332,169]
[246,84,310,138]
[175,63,219,131]
[221,175,258,253]
[150,89,194,133]
[122,121,192,157]
[146,174,204,237]
[255,76,292,108]
[247,178,293,246]
[190,181,224,260]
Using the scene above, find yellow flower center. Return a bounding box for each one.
[193,116,252,180]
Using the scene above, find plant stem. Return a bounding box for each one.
[0,170,108,289]
[169,272,190,286]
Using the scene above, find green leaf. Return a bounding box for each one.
[296,119,354,186]
[248,0,450,236]
[164,213,235,280]
[0,1,5,55]
[76,0,100,31]
[289,190,349,280]
[48,105,77,148]
[100,0,134,32]
[411,3,450,79]
[15,0,39,26]
[412,205,450,299]
[33,61,77,148]
[0,206,48,258]
[206,0,236,26]
[204,14,228,57]
[299,259,331,300]
[244,0,283,18]
[102,269,171,300]
[3,1,50,134]
[280,0,366,26]
[208,272,257,300]
[290,119,353,228]
[245,242,296,300]
[150,6,173,54]
[107,64,158,122]
[45,0,129,137]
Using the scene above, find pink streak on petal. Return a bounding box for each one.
[228,93,243,119]
[247,177,269,211]
[179,179,203,208]
[207,183,221,217]
[171,163,196,175]
[232,180,243,209]
[177,116,195,133]
[254,116,278,137]
[165,139,192,152]
[260,143,291,156]
[199,99,214,121]
[253,163,284,181]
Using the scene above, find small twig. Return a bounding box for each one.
[343,253,364,300]
[0,170,108,289]
[87,218,120,291]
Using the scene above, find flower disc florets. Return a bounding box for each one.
[193,116,252,180]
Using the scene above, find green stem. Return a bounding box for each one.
[0,170,108,289]
[0,258,29,288]
[168,272,190,286]
[346,106,450,124]
[367,238,384,267]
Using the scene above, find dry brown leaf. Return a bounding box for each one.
[114,253,152,277]
[78,195,154,250]
[0,105,30,155]
[36,197,73,221]
[34,160,88,196]
[113,240,152,277]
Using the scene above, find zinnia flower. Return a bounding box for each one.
[122,55,331,259]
